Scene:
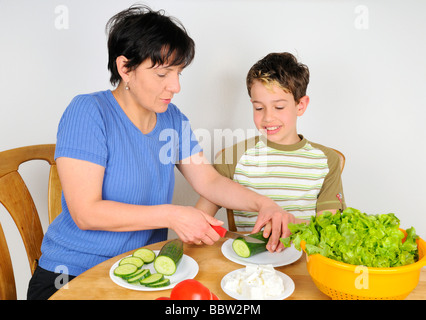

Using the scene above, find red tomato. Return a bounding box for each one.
[211,293,219,300]
[170,279,213,300]
[155,297,170,300]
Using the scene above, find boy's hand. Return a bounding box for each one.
[252,204,295,253]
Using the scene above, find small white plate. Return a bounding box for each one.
[221,239,302,267]
[221,268,295,300]
[109,250,198,291]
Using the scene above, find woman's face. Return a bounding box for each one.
[127,58,183,113]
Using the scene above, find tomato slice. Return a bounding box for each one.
[170,279,213,300]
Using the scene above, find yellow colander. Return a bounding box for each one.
[301,230,426,300]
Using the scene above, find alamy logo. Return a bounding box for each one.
[54,265,70,290]
[158,121,258,165]
[354,5,369,30]
[54,5,69,30]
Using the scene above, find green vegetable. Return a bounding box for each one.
[140,273,165,285]
[232,231,268,258]
[113,264,138,278]
[126,269,151,283]
[144,278,171,288]
[133,248,156,264]
[280,207,419,267]
[154,239,183,275]
[119,256,144,269]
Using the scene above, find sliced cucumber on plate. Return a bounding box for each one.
[113,264,138,278]
[119,256,144,269]
[133,248,156,264]
[113,239,185,288]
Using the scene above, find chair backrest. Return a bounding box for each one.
[216,147,346,232]
[0,144,62,300]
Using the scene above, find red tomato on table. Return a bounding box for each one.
[170,279,213,300]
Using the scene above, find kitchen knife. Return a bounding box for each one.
[211,225,265,244]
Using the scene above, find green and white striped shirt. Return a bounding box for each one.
[214,135,345,231]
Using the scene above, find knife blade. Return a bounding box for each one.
[211,225,265,244]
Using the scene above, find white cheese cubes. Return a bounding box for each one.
[224,264,285,299]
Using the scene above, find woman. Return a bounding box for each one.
[27,5,294,300]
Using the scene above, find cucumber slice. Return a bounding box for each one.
[121,267,144,280]
[127,269,151,283]
[119,256,144,269]
[113,264,138,278]
[145,278,170,288]
[133,248,156,264]
[140,273,164,285]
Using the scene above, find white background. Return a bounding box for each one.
[1,0,425,299]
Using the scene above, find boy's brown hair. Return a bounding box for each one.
[246,52,310,103]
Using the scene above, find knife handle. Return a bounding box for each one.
[211,225,226,237]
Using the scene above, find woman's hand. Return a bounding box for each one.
[167,206,224,245]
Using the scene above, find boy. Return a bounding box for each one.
[196,52,346,239]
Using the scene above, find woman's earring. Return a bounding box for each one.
[125,82,129,90]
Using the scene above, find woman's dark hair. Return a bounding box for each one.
[106,5,195,86]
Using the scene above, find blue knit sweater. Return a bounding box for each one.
[39,90,201,276]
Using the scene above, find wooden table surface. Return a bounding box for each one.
[50,238,426,300]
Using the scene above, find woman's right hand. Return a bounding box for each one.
[167,205,223,245]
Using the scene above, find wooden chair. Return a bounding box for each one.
[0,144,62,300]
[216,147,345,232]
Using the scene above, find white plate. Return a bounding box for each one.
[109,250,199,291]
[221,239,302,267]
[221,268,295,300]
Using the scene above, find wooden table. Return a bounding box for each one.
[50,238,426,300]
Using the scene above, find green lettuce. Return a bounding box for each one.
[280,207,419,267]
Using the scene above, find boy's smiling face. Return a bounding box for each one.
[250,80,309,145]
